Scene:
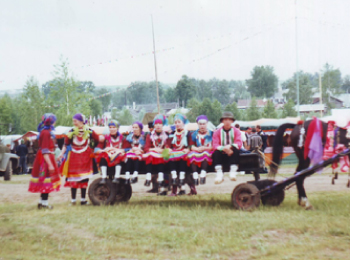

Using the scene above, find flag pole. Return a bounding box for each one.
[151,15,161,114]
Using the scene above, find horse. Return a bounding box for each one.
[270,119,350,210]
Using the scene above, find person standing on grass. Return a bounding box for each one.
[95,120,128,184]
[167,114,192,196]
[58,113,103,206]
[16,139,28,174]
[212,111,242,184]
[247,127,265,169]
[143,114,170,196]
[187,115,213,185]
[28,113,61,209]
[256,125,268,152]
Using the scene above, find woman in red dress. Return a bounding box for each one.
[95,120,127,184]
[28,113,60,209]
[58,113,103,205]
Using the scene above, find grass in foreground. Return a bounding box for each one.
[1,192,350,260]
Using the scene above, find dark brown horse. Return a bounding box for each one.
[270,120,350,209]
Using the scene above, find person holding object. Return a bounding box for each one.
[95,120,127,184]
[28,113,60,209]
[187,115,213,185]
[212,111,242,184]
[58,113,103,205]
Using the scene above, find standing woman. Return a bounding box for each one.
[59,113,103,205]
[168,114,191,196]
[187,115,214,185]
[96,120,127,184]
[143,115,169,195]
[29,113,60,209]
[125,121,145,184]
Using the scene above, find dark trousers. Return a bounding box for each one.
[168,160,187,173]
[213,148,239,168]
[145,163,165,173]
[19,156,27,174]
[125,158,140,173]
[191,160,208,173]
[40,193,49,200]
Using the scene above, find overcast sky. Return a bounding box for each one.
[0,0,349,91]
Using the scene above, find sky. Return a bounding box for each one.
[0,0,349,91]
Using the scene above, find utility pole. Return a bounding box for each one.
[151,15,161,114]
[295,0,300,117]
[319,72,323,117]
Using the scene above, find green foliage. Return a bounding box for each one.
[246,65,278,98]
[186,98,222,125]
[224,102,241,120]
[282,99,297,118]
[282,71,315,104]
[210,79,231,105]
[127,81,164,106]
[116,109,134,125]
[111,108,118,120]
[0,94,14,135]
[89,99,103,118]
[321,63,342,108]
[94,87,112,112]
[175,75,196,107]
[262,100,278,118]
[231,80,251,101]
[246,97,261,120]
[164,87,177,103]
[342,75,350,93]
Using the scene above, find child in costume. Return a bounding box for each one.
[59,113,103,205]
[29,113,60,209]
[124,121,145,184]
[187,115,213,185]
[143,115,170,195]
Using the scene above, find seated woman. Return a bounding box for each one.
[143,115,169,195]
[96,120,128,184]
[187,115,213,185]
[59,113,103,205]
[168,114,192,196]
[124,121,145,184]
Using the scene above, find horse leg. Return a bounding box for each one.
[295,160,313,210]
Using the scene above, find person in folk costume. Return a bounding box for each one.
[143,115,170,195]
[212,111,242,184]
[187,115,214,185]
[96,120,128,184]
[28,113,60,209]
[168,113,192,196]
[124,121,146,184]
[58,113,104,205]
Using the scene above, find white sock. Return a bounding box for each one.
[42,200,48,206]
[71,199,76,203]
[193,172,199,180]
[200,170,207,178]
[158,172,164,182]
[125,171,130,180]
[215,165,223,173]
[181,185,185,191]
[132,171,138,178]
[101,166,107,179]
[81,198,86,202]
[230,165,238,172]
[215,165,223,180]
[115,165,121,178]
[171,170,177,179]
[39,198,42,204]
[159,186,165,192]
[179,171,185,180]
[146,173,152,181]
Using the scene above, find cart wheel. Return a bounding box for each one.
[231,183,260,210]
[115,179,133,202]
[88,178,117,206]
[261,180,285,207]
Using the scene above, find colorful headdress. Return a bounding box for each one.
[73,113,87,124]
[196,115,208,123]
[132,121,144,131]
[153,114,168,126]
[108,119,120,128]
[174,114,189,125]
[37,113,57,132]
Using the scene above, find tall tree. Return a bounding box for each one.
[210,99,223,125]
[116,109,134,125]
[231,80,251,102]
[342,75,350,93]
[246,97,261,120]
[321,63,342,108]
[175,75,196,107]
[282,71,315,104]
[224,102,241,120]
[262,100,278,118]
[282,99,297,118]
[94,87,112,112]
[246,65,278,98]
[164,87,177,103]
[0,94,14,135]
[212,79,231,105]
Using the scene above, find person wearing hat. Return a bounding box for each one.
[124,121,146,184]
[212,111,242,184]
[58,113,104,205]
[167,113,192,196]
[143,114,170,195]
[95,119,129,184]
[187,115,214,185]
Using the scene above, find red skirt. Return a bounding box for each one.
[187,150,213,167]
[28,150,61,193]
[126,151,143,161]
[143,151,166,165]
[95,151,126,167]
[168,150,188,162]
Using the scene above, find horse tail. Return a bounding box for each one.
[270,123,296,175]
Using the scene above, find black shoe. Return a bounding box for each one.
[131,177,138,184]
[177,190,186,196]
[38,203,42,209]
[112,178,120,184]
[147,188,158,193]
[157,191,167,196]
[38,204,53,209]
[194,179,199,186]
[81,201,88,205]
[144,179,151,187]
[100,178,107,184]
[200,177,206,185]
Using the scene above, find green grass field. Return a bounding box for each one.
[1,191,350,260]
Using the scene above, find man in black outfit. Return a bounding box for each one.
[16,140,28,175]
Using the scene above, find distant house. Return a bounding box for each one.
[237,99,268,110]
[312,93,344,108]
[136,102,179,113]
[296,104,326,115]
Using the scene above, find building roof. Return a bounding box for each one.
[296,104,325,112]
[237,99,268,109]
[137,102,179,113]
